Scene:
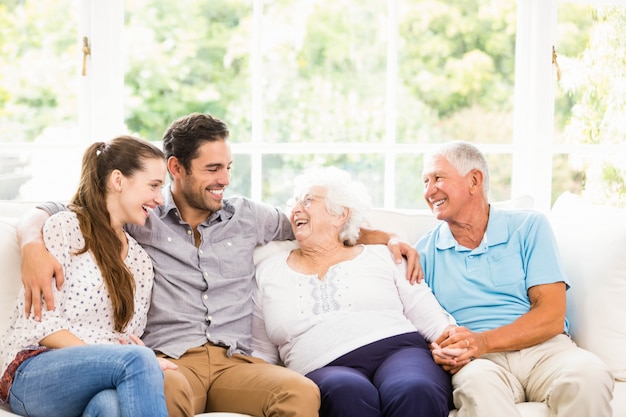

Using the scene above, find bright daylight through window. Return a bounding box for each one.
[0,0,624,211]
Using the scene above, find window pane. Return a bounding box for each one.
[397,0,516,145]
[396,151,512,210]
[228,153,252,198]
[124,0,252,142]
[552,153,584,202]
[0,0,81,201]
[554,3,626,206]
[261,153,385,208]
[396,154,425,209]
[485,153,512,203]
[261,0,388,144]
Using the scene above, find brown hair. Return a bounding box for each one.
[162,113,229,175]
[69,135,164,332]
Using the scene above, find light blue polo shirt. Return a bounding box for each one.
[415,207,569,333]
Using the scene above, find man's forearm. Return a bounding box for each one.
[18,206,65,316]
[17,208,51,250]
[357,227,394,245]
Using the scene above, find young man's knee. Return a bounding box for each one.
[163,370,195,417]
[276,374,321,411]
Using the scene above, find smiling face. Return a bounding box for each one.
[169,139,232,219]
[422,154,475,222]
[288,186,341,246]
[110,156,166,228]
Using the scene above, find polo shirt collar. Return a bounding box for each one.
[435,205,508,251]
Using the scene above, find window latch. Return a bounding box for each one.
[82,36,91,76]
[552,45,561,82]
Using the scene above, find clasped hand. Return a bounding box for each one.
[431,326,481,374]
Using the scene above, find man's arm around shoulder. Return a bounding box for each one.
[17,206,63,320]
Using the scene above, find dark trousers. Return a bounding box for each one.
[306,332,451,417]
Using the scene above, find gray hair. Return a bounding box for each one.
[292,167,371,245]
[426,141,490,197]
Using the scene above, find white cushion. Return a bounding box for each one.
[195,414,252,417]
[0,218,21,334]
[365,208,440,244]
[449,401,549,417]
[550,192,626,381]
[364,195,534,246]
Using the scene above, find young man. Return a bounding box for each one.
[417,141,614,417]
[18,113,420,417]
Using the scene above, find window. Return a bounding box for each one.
[552,1,626,206]
[1,0,625,212]
[0,0,81,200]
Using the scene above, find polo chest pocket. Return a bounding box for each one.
[487,249,525,287]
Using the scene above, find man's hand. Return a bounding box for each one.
[21,240,64,320]
[387,237,423,284]
[431,325,485,374]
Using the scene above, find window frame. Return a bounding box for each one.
[6,0,624,211]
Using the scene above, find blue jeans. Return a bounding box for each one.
[9,344,167,417]
[306,332,452,417]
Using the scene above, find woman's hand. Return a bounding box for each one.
[430,325,482,374]
[431,341,472,374]
[122,334,179,372]
[156,357,179,371]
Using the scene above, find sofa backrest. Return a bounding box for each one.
[3,193,626,391]
[550,192,626,382]
[0,202,40,332]
[0,218,21,332]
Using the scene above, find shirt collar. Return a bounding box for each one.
[156,187,234,225]
[435,205,508,251]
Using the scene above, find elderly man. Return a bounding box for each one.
[415,141,614,417]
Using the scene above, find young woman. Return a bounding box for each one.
[0,136,170,417]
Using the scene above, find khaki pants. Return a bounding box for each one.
[452,334,614,417]
[158,343,320,417]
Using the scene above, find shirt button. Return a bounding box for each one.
[167,237,172,242]
[226,241,232,247]
[206,332,211,338]
[204,271,208,277]
[187,229,192,235]
[206,315,212,322]
[203,294,208,300]
[199,249,203,254]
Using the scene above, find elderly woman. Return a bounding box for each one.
[252,167,456,417]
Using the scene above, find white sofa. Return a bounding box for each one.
[1,193,625,417]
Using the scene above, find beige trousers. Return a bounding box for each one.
[452,334,614,417]
[159,343,320,417]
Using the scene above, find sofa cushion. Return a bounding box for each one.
[550,192,626,381]
[0,218,21,333]
[366,195,535,245]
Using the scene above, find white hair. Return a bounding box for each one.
[292,166,371,245]
[426,141,490,197]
